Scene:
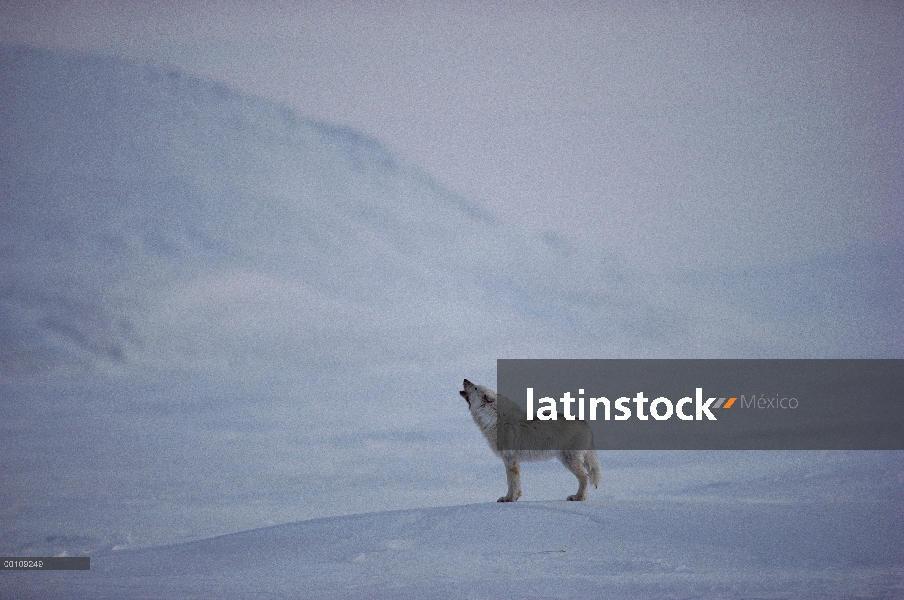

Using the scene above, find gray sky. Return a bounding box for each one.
[2,1,901,272]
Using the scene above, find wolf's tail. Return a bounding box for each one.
[585,451,603,488]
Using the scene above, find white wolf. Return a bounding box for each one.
[460,379,603,502]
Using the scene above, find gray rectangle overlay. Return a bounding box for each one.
[1,557,90,570]
[497,359,904,450]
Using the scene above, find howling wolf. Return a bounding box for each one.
[460,379,603,502]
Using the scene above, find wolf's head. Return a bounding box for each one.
[461,379,498,429]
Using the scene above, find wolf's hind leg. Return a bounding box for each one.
[499,458,522,502]
[561,451,589,501]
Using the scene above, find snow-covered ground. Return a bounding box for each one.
[8,493,903,599]
[1,45,902,597]
[4,448,902,597]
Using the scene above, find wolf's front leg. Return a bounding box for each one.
[499,458,522,502]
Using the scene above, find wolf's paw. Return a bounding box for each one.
[566,494,586,501]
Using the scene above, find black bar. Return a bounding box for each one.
[1,557,90,570]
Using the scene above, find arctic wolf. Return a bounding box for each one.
[460,379,602,502]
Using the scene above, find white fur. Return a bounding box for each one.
[460,379,603,502]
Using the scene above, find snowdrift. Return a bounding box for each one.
[7,500,902,599]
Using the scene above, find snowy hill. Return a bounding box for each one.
[0,44,500,380]
[7,499,902,599]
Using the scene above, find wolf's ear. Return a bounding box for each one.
[484,394,494,403]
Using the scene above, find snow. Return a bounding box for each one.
[1,45,902,597]
[6,497,902,599]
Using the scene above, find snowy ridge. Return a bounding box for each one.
[0,45,494,379]
[6,500,902,599]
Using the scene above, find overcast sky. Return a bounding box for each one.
[2,1,901,273]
